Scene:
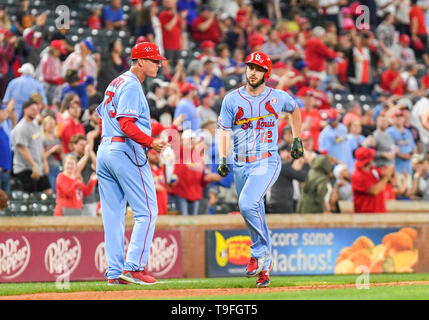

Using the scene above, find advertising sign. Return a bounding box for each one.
[206,228,418,277]
[0,230,182,283]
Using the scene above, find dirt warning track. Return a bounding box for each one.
[1,281,429,300]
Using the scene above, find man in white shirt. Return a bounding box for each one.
[410,91,429,153]
[401,63,420,94]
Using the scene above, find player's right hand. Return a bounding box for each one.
[150,139,168,152]
[217,157,230,177]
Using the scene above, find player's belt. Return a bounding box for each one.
[111,137,126,142]
[235,151,272,163]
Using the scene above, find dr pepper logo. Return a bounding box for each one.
[215,232,251,267]
[0,236,31,280]
[44,237,81,277]
[146,234,179,277]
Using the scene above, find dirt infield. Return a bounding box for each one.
[1,281,429,300]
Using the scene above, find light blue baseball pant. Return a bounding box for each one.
[233,152,280,271]
[96,142,158,280]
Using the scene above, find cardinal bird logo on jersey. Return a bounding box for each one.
[234,107,245,125]
[265,100,278,119]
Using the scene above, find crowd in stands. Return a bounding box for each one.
[1,0,429,216]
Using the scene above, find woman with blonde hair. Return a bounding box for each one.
[0,6,11,30]
[54,154,97,216]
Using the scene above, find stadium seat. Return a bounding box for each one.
[10,190,24,201]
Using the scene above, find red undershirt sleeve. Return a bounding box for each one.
[118,117,155,148]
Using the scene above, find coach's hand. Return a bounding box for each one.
[291,137,304,159]
[150,139,169,152]
[217,157,230,177]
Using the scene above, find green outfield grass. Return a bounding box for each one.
[1,273,429,299]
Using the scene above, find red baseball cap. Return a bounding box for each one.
[50,40,67,55]
[272,61,287,70]
[400,34,410,44]
[180,82,198,95]
[309,74,320,81]
[325,108,339,121]
[296,87,314,97]
[151,120,165,137]
[355,147,376,168]
[280,31,295,41]
[201,40,215,49]
[259,18,273,26]
[349,1,361,15]
[130,0,142,6]
[131,42,166,60]
[249,34,266,48]
[244,51,272,79]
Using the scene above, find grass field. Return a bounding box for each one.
[1,273,429,300]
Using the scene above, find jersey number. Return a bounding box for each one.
[260,131,273,143]
[103,91,117,118]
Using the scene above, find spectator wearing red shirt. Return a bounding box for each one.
[351,147,395,213]
[148,149,168,216]
[158,0,185,66]
[54,154,97,216]
[296,75,331,110]
[380,58,405,96]
[271,61,304,92]
[410,0,428,57]
[60,93,85,154]
[87,4,102,30]
[191,5,221,44]
[297,89,323,150]
[421,68,429,91]
[304,26,338,76]
[168,130,220,215]
[342,101,362,128]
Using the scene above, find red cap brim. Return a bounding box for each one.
[151,54,167,60]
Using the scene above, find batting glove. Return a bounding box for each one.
[291,137,304,159]
[217,157,231,177]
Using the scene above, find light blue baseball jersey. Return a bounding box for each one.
[216,85,296,272]
[386,126,416,174]
[96,70,158,279]
[96,71,151,161]
[318,123,355,173]
[217,86,297,156]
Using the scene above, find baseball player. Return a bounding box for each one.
[96,42,168,285]
[216,51,303,287]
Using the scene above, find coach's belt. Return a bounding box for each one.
[235,152,272,163]
[111,137,126,142]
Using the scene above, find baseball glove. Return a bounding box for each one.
[291,137,304,159]
[217,157,231,177]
